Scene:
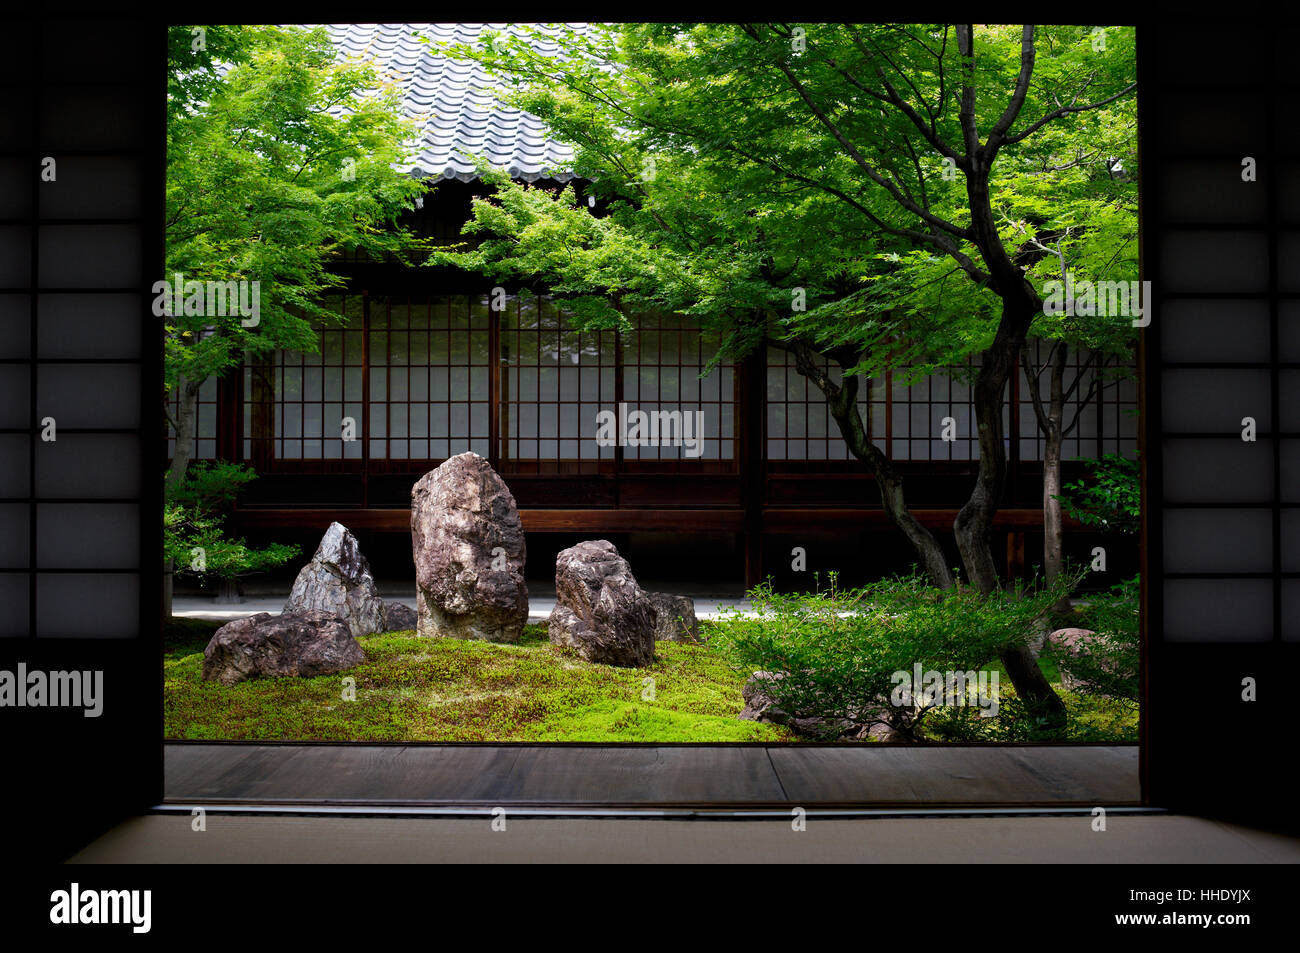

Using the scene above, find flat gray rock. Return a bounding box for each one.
[202,610,364,687]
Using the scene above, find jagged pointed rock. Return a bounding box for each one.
[284,522,388,638]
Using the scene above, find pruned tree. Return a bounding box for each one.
[429,23,1137,719]
[164,24,427,492]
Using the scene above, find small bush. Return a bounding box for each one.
[1058,453,1140,536]
[167,460,260,511]
[709,571,1079,740]
[1042,574,1139,708]
[165,462,298,590]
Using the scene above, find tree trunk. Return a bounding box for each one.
[164,376,202,621]
[167,376,202,493]
[953,332,1016,593]
[831,384,955,591]
[787,342,955,590]
[954,296,1066,722]
[958,155,1065,720]
[1041,342,1070,613]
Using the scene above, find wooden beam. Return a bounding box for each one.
[233,505,1072,535]
[759,507,1073,533]
[522,509,745,532]
[233,507,747,534]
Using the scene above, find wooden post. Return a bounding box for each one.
[489,299,502,469]
[1006,530,1026,582]
[1009,348,1021,499]
[216,369,239,463]
[248,353,274,473]
[613,324,624,509]
[360,290,370,508]
[741,347,765,588]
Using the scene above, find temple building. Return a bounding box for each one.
[168,23,1139,587]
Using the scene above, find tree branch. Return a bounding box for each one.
[1021,342,1051,434]
[748,26,973,242]
[984,26,1037,155]
[845,25,965,165]
[1004,82,1138,146]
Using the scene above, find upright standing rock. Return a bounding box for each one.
[283,522,386,638]
[411,452,528,643]
[549,539,656,667]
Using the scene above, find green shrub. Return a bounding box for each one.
[167,460,260,511]
[165,503,298,584]
[709,571,1080,740]
[1041,574,1139,707]
[1058,453,1140,536]
[164,462,298,590]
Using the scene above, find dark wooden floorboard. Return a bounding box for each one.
[1002,746,1140,802]
[762,746,1120,804]
[765,746,926,803]
[498,746,787,803]
[165,744,1140,806]
[166,744,318,800]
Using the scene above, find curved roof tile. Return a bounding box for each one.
[306,22,595,183]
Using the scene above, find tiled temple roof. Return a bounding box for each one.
[318,22,592,183]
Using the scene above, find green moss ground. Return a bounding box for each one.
[164,618,1137,743]
[165,620,797,742]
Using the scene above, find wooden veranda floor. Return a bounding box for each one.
[164,743,1141,810]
